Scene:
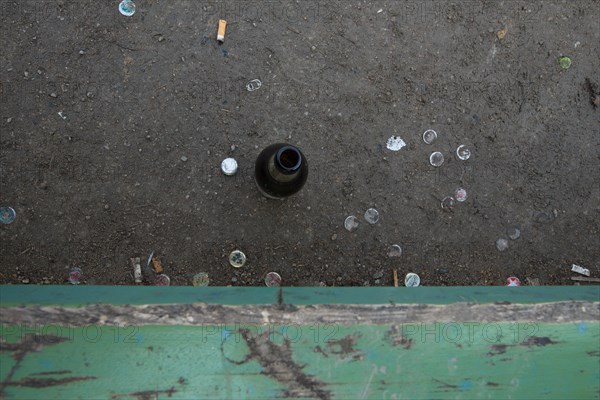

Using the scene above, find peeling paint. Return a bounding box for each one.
[239,329,331,400]
[326,334,364,361]
[384,325,413,349]
[521,336,558,347]
[111,387,177,400]
[6,376,97,388]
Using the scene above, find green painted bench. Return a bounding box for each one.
[1,286,598,399]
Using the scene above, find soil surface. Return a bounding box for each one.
[1,0,599,287]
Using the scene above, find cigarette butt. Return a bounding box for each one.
[131,257,142,284]
[571,276,600,283]
[217,19,227,42]
[393,269,398,287]
[152,256,164,274]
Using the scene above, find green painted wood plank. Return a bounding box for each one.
[1,286,598,307]
[1,322,598,399]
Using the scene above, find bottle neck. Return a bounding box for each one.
[268,146,302,182]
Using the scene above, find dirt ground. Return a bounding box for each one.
[1,0,599,287]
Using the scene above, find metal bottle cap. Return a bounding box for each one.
[229,250,246,268]
[265,272,282,287]
[221,158,238,175]
[405,273,420,287]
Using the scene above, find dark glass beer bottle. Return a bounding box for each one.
[254,143,308,199]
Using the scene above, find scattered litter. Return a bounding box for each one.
[496,27,508,40]
[571,264,590,277]
[441,196,455,209]
[456,145,471,160]
[526,277,541,286]
[229,250,246,268]
[364,208,380,224]
[146,251,154,270]
[429,151,444,167]
[386,136,406,151]
[571,276,600,283]
[246,79,262,92]
[155,274,171,286]
[217,19,227,43]
[192,272,210,287]
[0,207,16,224]
[377,9,383,14]
[507,226,521,240]
[387,244,402,257]
[344,215,359,232]
[221,158,238,175]
[118,0,136,16]
[58,111,66,120]
[68,267,83,285]
[506,276,521,286]
[265,272,282,287]
[405,273,420,287]
[131,257,142,284]
[393,269,399,287]
[574,41,581,48]
[559,56,572,70]
[496,238,509,252]
[454,188,467,202]
[150,255,164,274]
[422,129,437,144]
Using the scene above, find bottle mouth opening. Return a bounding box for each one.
[276,146,302,172]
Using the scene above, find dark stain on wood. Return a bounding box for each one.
[313,345,328,357]
[384,325,413,349]
[239,328,331,400]
[486,382,500,387]
[31,370,72,376]
[111,387,177,400]
[586,351,599,357]
[7,376,96,388]
[326,333,364,361]
[521,336,558,347]
[486,344,511,356]
[147,346,154,351]
[0,334,69,397]
[433,378,458,389]
[177,377,187,385]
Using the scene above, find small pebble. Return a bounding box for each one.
[331,233,337,241]
[373,270,384,279]
[50,93,57,98]
[104,204,110,210]
[79,50,86,55]
[180,156,188,162]
[39,181,48,189]
[22,278,30,284]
